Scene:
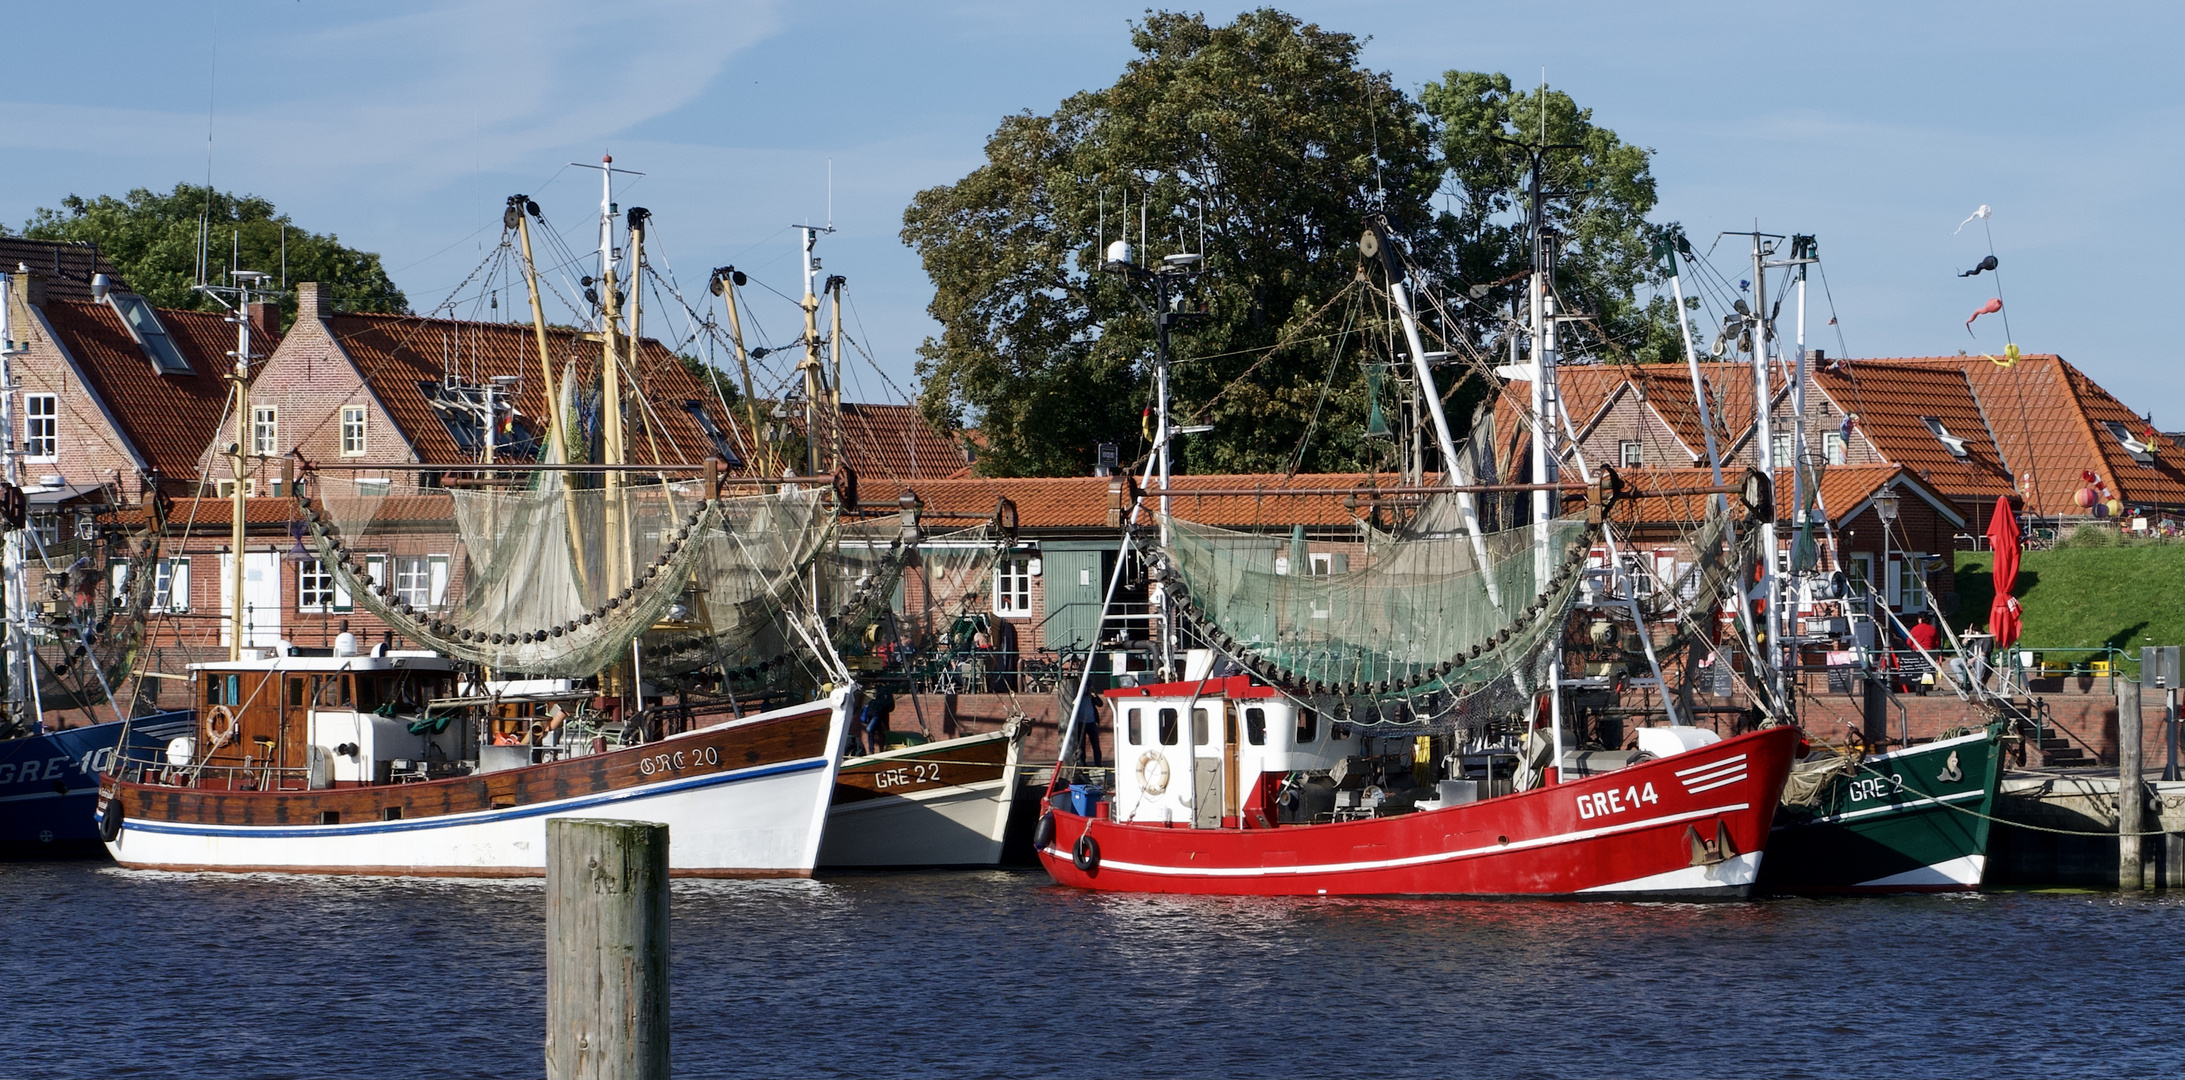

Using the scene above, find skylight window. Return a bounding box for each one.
[1919,417,1968,458]
[106,293,192,375]
[683,401,743,466]
[2103,421,2156,464]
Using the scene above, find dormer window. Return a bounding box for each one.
[682,401,743,466]
[1919,417,1968,458]
[2103,421,2156,465]
[106,293,192,375]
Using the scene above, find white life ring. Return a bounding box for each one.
[1137,750,1171,796]
[207,706,240,747]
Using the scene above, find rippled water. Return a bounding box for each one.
[2,861,2179,1078]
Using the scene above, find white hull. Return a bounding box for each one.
[106,691,853,878]
[816,730,1026,869]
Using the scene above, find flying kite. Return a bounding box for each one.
[1959,255,1999,277]
[1954,205,1992,234]
[1966,298,2002,333]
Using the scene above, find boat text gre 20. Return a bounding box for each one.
[1574,782,1659,820]
[636,746,722,777]
[1847,774,1906,802]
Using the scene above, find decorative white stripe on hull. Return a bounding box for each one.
[1855,854,1985,890]
[1579,851,1761,893]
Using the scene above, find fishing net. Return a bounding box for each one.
[1164,503,1595,699]
[16,517,161,719]
[301,474,832,678]
[822,522,1004,657]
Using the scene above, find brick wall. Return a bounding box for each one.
[220,283,415,475]
[7,285,150,492]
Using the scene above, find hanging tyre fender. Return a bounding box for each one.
[97,794,123,843]
[1072,831,1101,874]
[1136,749,1171,796]
[1033,811,1056,853]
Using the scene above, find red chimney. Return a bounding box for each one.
[247,299,279,342]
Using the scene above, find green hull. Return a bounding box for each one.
[1759,726,2004,893]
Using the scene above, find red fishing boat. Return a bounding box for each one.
[1037,676,1800,898]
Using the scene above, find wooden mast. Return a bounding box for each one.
[715,270,769,478]
[511,196,592,595]
[827,274,845,475]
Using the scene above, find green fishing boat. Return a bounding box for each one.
[1759,724,2006,893]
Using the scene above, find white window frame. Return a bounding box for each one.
[23,393,57,462]
[1824,431,1848,466]
[994,553,1033,616]
[340,406,368,457]
[212,478,257,498]
[1771,432,1795,466]
[252,406,278,456]
[297,557,352,613]
[28,511,59,551]
[1619,440,1643,468]
[1897,556,1927,612]
[389,554,451,609]
[152,557,190,613]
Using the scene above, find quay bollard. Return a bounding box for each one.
[2117,681,2142,891]
[547,819,670,1080]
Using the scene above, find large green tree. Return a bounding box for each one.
[1420,73,1679,365]
[904,9,1437,477]
[21,183,406,327]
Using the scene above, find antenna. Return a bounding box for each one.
[827,159,833,230]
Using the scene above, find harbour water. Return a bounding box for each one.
[4,861,2179,1078]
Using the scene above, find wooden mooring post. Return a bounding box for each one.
[2118,681,2143,891]
[547,819,670,1080]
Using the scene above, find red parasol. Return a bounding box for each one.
[1984,496,2022,648]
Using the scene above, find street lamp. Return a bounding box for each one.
[1873,487,1899,615]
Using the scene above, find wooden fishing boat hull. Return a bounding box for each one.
[1038,726,1799,898]
[97,690,852,878]
[1758,725,2004,894]
[818,726,1029,869]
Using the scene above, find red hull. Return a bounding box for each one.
[1039,726,1799,898]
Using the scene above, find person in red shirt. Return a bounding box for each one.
[1907,616,1942,653]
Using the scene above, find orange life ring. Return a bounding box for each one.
[207,706,240,747]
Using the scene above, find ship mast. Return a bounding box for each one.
[794,225,833,475]
[195,268,270,661]
[0,271,27,722]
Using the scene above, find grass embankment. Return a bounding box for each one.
[1952,536,2184,675]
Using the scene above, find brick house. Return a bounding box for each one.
[4,251,272,501]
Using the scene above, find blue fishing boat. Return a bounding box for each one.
[1,712,192,856]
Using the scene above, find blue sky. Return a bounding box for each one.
[4,1,2178,427]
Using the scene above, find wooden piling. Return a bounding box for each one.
[2117,681,2142,891]
[547,819,670,1080]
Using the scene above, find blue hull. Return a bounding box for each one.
[0,712,193,857]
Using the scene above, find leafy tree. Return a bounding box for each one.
[21,183,406,328]
[903,9,1436,477]
[1419,73,1679,366]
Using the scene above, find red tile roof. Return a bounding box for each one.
[1610,464,1961,529]
[1,239,127,302]
[1809,361,2015,509]
[809,402,968,480]
[1496,361,1774,474]
[315,312,735,469]
[37,298,252,481]
[1878,355,2185,515]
